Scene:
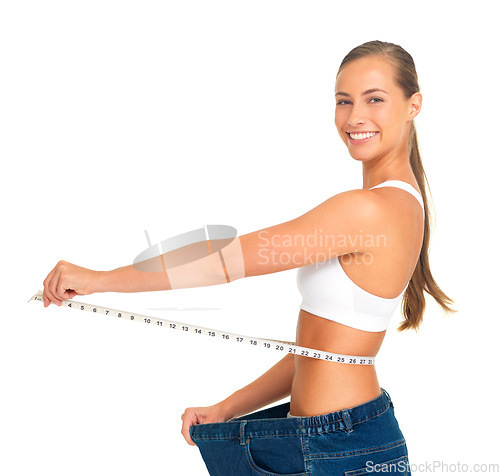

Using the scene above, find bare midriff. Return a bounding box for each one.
[287,183,424,416]
[289,308,387,416]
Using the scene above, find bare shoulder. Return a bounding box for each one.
[298,188,386,224]
[361,185,425,258]
[365,185,424,227]
[326,186,424,253]
[293,186,422,241]
[303,188,400,231]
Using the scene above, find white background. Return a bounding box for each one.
[1,1,498,475]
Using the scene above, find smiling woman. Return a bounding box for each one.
[41,40,456,475]
[188,41,456,475]
[334,42,455,332]
[335,57,421,161]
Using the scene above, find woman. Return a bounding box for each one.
[42,41,456,475]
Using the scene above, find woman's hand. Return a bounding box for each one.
[42,260,99,307]
[181,404,231,446]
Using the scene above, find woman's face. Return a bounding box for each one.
[334,56,420,163]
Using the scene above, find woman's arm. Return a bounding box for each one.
[180,353,295,445]
[43,188,387,304]
[218,352,295,420]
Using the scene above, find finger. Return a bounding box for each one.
[44,276,61,306]
[53,263,73,302]
[65,290,78,299]
[45,262,65,305]
[181,414,197,446]
[181,422,196,446]
[43,265,59,307]
[56,281,72,301]
[42,288,49,307]
[54,269,69,301]
[182,430,196,446]
[51,261,71,302]
[48,269,63,305]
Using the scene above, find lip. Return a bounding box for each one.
[347,131,379,145]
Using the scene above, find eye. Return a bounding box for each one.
[369,97,383,103]
[336,99,351,106]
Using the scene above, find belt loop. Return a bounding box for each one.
[341,410,353,433]
[239,421,247,445]
[382,388,393,407]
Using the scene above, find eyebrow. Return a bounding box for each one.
[335,88,388,97]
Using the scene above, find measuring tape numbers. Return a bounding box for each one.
[28,290,375,365]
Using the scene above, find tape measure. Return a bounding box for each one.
[28,290,375,365]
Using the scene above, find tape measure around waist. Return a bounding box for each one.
[28,290,375,365]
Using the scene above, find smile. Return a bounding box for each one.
[347,131,378,144]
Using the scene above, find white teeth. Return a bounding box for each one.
[349,132,376,140]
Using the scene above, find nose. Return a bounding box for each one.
[347,103,366,127]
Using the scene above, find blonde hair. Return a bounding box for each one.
[337,40,457,331]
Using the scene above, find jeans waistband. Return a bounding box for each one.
[190,388,393,442]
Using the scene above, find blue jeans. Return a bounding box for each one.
[190,388,410,475]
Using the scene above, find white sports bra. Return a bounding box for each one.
[296,180,424,332]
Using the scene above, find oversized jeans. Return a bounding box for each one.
[190,388,410,475]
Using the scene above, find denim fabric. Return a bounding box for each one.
[190,388,410,475]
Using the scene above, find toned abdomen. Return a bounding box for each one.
[290,309,386,416]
